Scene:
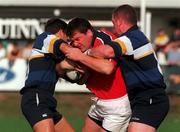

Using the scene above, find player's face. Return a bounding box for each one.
[71,30,93,52]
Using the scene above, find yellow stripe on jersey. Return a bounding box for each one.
[113,39,127,55]
[134,51,154,60]
[29,54,45,60]
[48,37,59,53]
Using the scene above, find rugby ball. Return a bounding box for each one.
[65,69,82,82]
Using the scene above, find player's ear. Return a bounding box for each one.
[116,19,122,27]
[56,30,67,40]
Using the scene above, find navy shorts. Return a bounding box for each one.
[129,88,169,129]
[21,89,62,127]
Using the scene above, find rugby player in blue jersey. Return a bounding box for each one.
[88,4,169,132]
[20,18,75,132]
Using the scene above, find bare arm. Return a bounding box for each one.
[56,59,76,76]
[88,45,115,58]
[56,58,87,74]
[65,48,116,75]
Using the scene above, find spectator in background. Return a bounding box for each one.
[0,43,6,60]
[164,42,180,65]
[154,29,170,65]
[154,28,169,52]
[0,41,27,88]
[7,42,21,58]
[169,74,180,84]
[163,28,180,92]
[7,42,21,69]
[170,28,180,42]
[21,40,33,60]
[163,27,180,66]
[21,40,33,65]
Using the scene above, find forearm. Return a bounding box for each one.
[78,54,115,75]
[61,44,116,74]
[56,59,75,77]
[88,45,115,58]
[57,59,75,70]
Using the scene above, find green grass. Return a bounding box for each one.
[159,114,180,132]
[0,93,179,132]
[158,95,180,132]
[0,115,31,132]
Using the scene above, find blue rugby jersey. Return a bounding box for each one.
[20,32,65,94]
[108,26,166,95]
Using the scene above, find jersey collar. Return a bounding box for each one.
[120,25,139,37]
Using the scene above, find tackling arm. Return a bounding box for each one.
[88,45,115,59]
[64,47,116,75]
[88,40,126,60]
[77,53,116,75]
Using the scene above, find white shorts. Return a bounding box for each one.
[88,94,132,132]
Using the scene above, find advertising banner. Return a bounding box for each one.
[0,58,89,92]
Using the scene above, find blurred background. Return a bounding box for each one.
[0,0,179,132]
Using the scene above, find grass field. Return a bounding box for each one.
[0,93,179,132]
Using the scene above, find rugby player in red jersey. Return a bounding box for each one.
[62,18,131,132]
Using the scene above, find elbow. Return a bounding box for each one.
[104,45,115,58]
[101,64,115,75]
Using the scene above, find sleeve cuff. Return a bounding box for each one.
[53,39,66,61]
[107,41,123,60]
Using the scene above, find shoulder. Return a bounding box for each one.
[99,29,117,40]
[36,32,56,42]
[95,30,116,43]
[120,29,149,49]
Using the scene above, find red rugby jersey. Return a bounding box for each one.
[86,30,127,99]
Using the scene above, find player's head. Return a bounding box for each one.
[67,17,94,52]
[112,4,137,35]
[45,18,68,41]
